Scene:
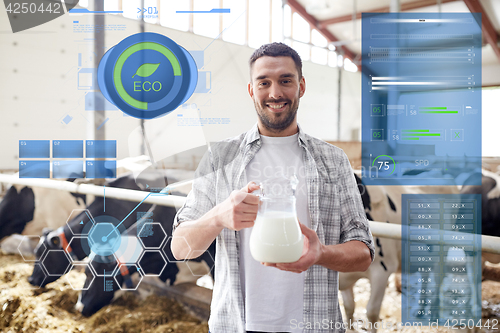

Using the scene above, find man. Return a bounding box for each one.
[171,43,374,333]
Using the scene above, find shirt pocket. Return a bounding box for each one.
[318,183,340,228]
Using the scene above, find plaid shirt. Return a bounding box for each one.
[174,124,375,333]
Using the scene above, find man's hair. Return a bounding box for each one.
[249,42,303,80]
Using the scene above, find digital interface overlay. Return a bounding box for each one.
[19,140,117,178]
[402,194,481,326]
[362,13,482,185]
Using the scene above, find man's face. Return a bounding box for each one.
[248,56,305,134]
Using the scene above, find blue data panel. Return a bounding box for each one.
[86,140,116,158]
[86,160,116,178]
[19,140,50,158]
[402,194,481,327]
[53,161,84,178]
[19,161,50,178]
[361,13,481,185]
[53,140,84,158]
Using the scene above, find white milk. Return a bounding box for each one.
[249,211,304,263]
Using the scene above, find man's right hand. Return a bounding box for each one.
[214,182,260,231]
[172,182,260,260]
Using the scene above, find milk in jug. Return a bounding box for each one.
[249,175,304,263]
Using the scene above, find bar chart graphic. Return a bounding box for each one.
[401,129,445,141]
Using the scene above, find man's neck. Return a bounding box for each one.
[257,122,299,137]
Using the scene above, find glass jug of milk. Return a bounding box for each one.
[249,175,304,263]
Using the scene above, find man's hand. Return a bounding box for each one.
[262,222,372,273]
[262,222,323,273]
[214,182,260,231]
[172,181,260,260]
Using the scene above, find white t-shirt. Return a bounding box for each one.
[240,132,311,333]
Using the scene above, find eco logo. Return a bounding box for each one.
[3,0,79,33]
[97,33,198,119]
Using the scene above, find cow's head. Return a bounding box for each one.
[0,186,35,240]
[77,250,184,316]
[77,259,136,316]
[28,229,67,287]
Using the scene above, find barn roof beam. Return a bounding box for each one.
[286,0,358,65]
[463,0,500,61]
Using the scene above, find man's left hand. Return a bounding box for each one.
[262,222,323,273]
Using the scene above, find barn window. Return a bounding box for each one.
[193,0,220,38]
[160,2,190,32]
[222,0,246,45]
[248,0,271,48]
[96,0,357,72]
[122,0,141,20]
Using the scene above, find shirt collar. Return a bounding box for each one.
[244,123,309,147]
[244,123,261,145]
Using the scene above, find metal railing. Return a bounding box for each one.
[0,174,187,208]
[1,174,499,254]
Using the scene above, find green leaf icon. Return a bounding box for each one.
[132,63,160,78]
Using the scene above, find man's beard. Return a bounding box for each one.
[254,95,299,133]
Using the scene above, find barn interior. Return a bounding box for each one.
[1,0,500,332]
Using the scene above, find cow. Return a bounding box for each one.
[78,172,407,320]
[75,204,215,316]
[0,180,86,253]
[339,175,400,332]
[0,155,178,254]
[340,174,460,332]
[27,172,165,287]
[460,169,500,281]
[0,186,35,239]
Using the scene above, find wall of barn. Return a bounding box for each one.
[0,10,361,171]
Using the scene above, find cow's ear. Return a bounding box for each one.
[42,228,53,237]
[19,186,35,222]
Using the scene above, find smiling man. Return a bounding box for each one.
[171,43,375,333]
[249,54,302,136]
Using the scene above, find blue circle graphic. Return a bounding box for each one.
[88,222,121,256]
[97,32,198,119]
[81,215,127,262]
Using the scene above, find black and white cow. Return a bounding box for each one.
[0,180,86,252]
[0,186,35,239]
[79,172,404,319]
[75,204,215,316]
[339,175,400,331]
[341,175,460,332]
[28,173,158,287]
[460,169,500,281]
